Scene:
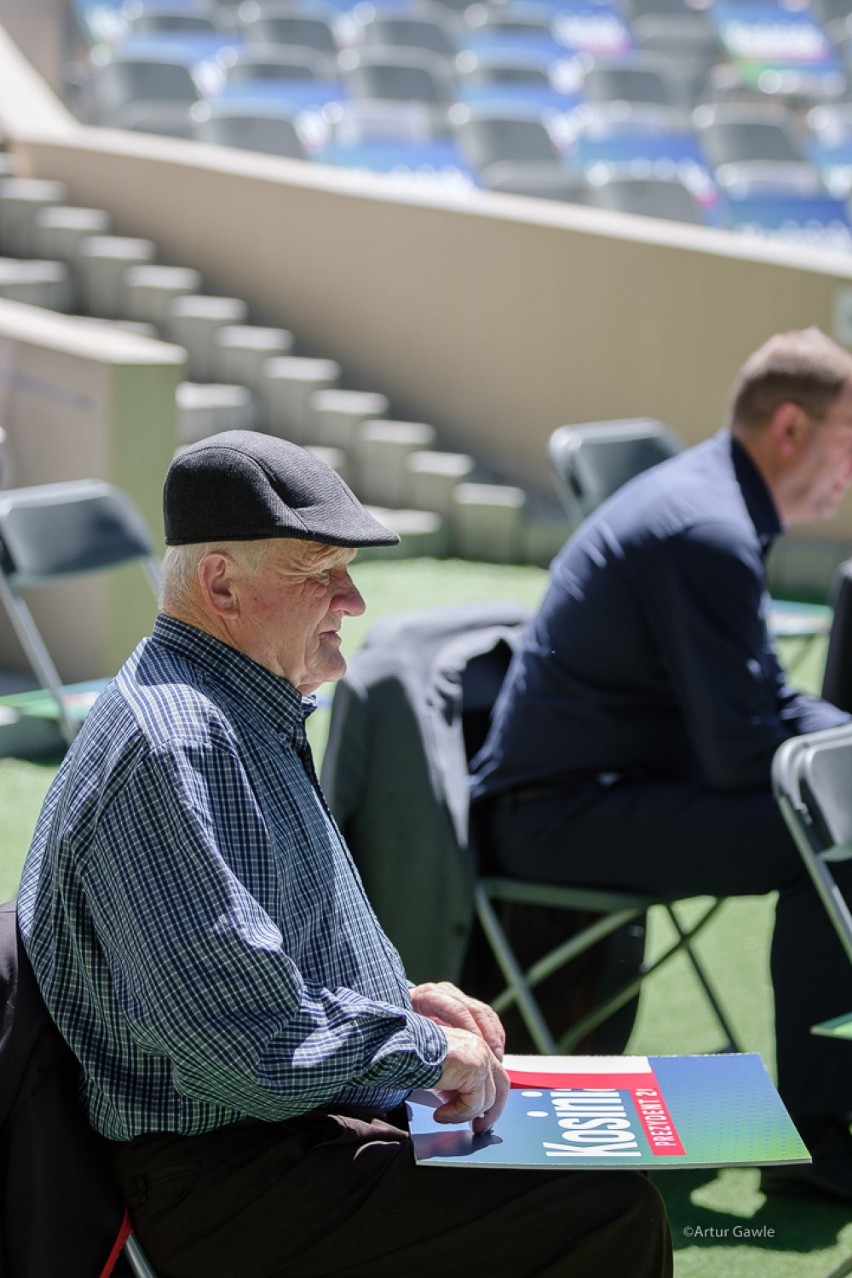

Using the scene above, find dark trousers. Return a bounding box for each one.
[483,778,852,1119]
[109,1106,672,1278]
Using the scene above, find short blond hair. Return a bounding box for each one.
[729,328,852,432]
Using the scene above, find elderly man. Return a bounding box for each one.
[471,328,852,1204]
[17,432,671,1277]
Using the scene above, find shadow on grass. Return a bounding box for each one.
[657,1167,850,1255]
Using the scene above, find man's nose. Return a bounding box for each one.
[335,574,366,616]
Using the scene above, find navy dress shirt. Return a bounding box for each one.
[471,431,849,801]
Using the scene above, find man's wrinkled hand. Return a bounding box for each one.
[410,981,506,1061]
[430,1024,509,1134]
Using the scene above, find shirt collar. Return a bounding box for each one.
[150,614,314,737]
[725,431,783,555]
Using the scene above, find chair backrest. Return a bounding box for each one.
[341,47,457,106]
[581,57,683,110]
[0,480,160,744]
[454,109,560,169]
[195,105,307,157]
[361,13,458,57]
[481,160,589,203]
[772,725,852,967]
[0,480,157,586]
[0,901,131,1274]
[774,726,852,850]
[589,174,703,224]
[225,44,333,82]
[693,103,803,167]
[548,418,684,522]
[95,55,200,115]
[821,557,852,713]
[247,9,339,54]
[320,601,529,982]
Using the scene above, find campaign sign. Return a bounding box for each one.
[410,1054,810,1170]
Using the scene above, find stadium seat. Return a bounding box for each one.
[191,101,308,157]
[238,4,341,57]
[453,105,562,177]
[82,51,202,128]
[579,52,690,125]
[588,172,704,223]
[632,13,724,103]
[338,46,459,131]
[481,160,588,201]
[355,7,459,58]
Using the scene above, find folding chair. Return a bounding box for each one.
[124,1234,160,1278]
[322,602,742,1055]
[772,726,852,1278]
[772,724,852,971]
[0,901,160,1278]
[547,418,684,526]
[821,557,852,714]
[0,480,160,746]
[467,679,741,1055]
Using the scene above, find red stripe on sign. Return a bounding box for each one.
[631,1086,686,1156]
[508,1069,654,1090]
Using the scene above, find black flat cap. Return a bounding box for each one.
[164,431,400,548]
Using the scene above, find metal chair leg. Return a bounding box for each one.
[124,1234,160,1278]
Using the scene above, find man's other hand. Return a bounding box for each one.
[430,1025,510,1133]
[410,981,505,1061]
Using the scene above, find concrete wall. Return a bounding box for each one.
[0,17,74,129]
[2,21,852,594]
[0,298,183,680]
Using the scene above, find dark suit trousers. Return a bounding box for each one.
[109,1106,672,1278]
[484,779,852,1119]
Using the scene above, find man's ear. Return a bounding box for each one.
[198,552,240,618]
[769,401,809,459]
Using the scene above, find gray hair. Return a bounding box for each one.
[159,540,275,612]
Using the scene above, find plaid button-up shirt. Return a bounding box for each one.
[18,616,446,1140]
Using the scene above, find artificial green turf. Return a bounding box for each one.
[2,557,850,1277]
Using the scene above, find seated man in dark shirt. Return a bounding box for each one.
[471,328,852,1204]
